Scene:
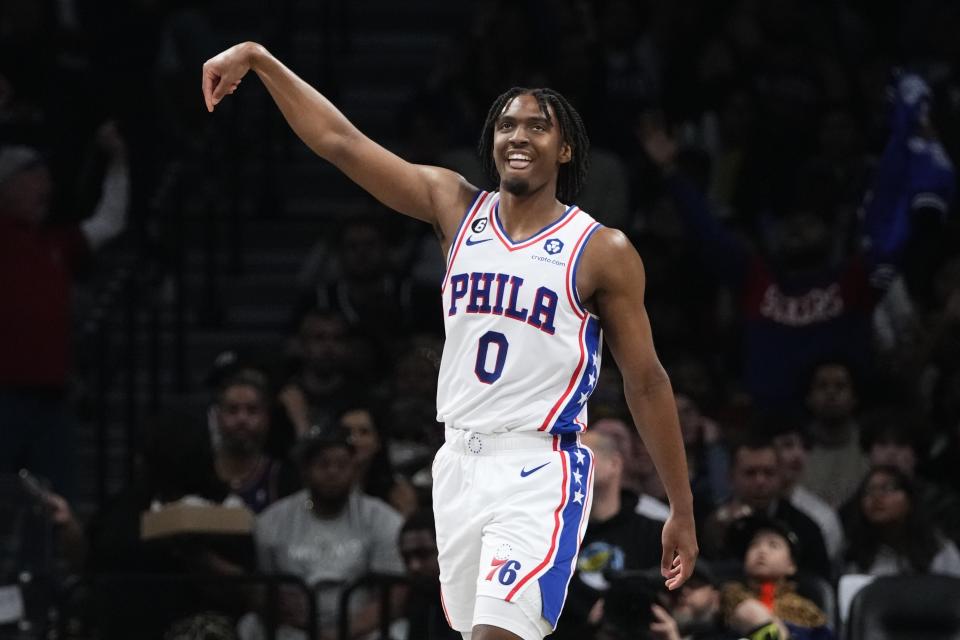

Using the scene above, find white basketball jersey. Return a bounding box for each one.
[436,191,604,435]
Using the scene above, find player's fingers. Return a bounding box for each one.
[666,570,684,590]
[661,547,676,578]
[202,65,219,112]
[210,74,231,106]
[668,549,697,589]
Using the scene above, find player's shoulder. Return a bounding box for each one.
[579,224,642,269]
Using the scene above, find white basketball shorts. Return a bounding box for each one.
[432,428,595,638]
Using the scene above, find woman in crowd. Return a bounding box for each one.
[843,465,960,577]
[338,404,419,517]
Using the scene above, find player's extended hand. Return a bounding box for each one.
[202,42,257,112]
[661,511,698,590]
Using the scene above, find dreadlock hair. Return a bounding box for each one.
[478,87,590,204]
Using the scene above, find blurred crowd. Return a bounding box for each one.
[2,0,960,639]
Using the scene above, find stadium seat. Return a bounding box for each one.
[845,574,960,640]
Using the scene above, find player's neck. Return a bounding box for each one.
[497,186,566,240]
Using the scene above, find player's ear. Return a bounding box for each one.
[559,141,573,164]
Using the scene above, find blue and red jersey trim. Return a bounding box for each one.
[490,202,581,251]
[442,190,490,293]
[539,221,604,433]
[506,438,592,628]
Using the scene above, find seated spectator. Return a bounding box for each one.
[382,340,445,479]
[645,561,780,640]
[842,465,960,577]
[770,416,845,568]
[702,436,832,581]
[554,430,662,639]
[296,216,441,349]
[588,416,665,518]
[278,308,354,437]
[0,125,129,496]
[395,509,459,640]
[861,407,960,544]
[85,411,255,640]
[252,426,405,639]
[721,516,834,639]
[592,563,793,640]
[213,369,300,514]
[338,404,418,518]
[633,438,672,522]
[800,359,870,509]
[676,392,732,518]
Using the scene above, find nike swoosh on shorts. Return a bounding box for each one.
[520,462,551,477]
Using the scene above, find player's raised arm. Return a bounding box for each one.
[580,227,698,590]
[202,42,474,234]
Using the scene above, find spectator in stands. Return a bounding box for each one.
[85,410,254,639]
[253,426,405,639]
[554,430,662,639]
[721,516,834,639]
[0,124,129,496]
[338,404,418,518]
[676,392,732,516]
[640,69,954,416]
[213,369,299,514]
[396,509,459,640]
[642,120,880,413]
[382,340,445,479]
[297,216,441,350]
[702,436,832,581]
[645,561,778,640]
[843,465,960,578]
[590,563,790,639]
[800,359,870,509]
[278,308,353,437]
[588,416,664,512]
[770,416,845,568]
[861,407,960,546]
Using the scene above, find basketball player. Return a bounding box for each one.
[202,42,697,640]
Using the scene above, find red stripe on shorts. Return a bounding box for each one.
[506,449,569,601]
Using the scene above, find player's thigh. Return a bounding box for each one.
[474,446,592,612]
[433,444,484,629]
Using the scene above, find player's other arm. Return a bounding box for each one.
[582,227,698,589]
[202,42,473,236]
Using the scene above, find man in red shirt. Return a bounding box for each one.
[0,124,129,494]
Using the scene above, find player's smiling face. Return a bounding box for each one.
[493,94,572,198]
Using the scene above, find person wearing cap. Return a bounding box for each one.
[721,516,834,639]
[609,560,786,640]
[0,124,129,495]
[702,435,832,582]
[252,425,405,639]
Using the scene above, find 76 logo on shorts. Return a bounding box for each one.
[486,557,522,585]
